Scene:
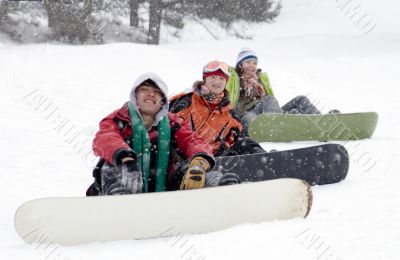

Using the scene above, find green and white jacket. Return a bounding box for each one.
[225,66,275,108]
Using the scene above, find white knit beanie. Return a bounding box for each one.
[236,48,258,67]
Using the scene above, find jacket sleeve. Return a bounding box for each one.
[224,117,244,149]
[92,109,135,166]
[225,66,240,107]
[259,72,275,96]
[169,113,215,168]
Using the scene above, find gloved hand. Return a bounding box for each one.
[180,156,210,190]
[120,157,143,194]
[218,172,241,186]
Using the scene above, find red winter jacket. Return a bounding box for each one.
[92,102,214,174]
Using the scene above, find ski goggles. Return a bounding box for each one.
[203,61,230,78]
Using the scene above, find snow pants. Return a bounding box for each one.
[240,95,321,135]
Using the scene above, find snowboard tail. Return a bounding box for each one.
[248,112,378,142]
[15,179,312,245]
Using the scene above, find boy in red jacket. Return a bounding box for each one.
[87,73,215,195]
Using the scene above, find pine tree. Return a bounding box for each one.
[44,0,103,43]
[142,0,281,44]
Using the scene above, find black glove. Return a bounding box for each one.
[218,173,241,186]
[120,159,143,194]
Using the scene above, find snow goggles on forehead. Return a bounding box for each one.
[203,61,230,77]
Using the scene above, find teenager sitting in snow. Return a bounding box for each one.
[225,48,339,134]
[86,73,217,195]
[169,61,264,157]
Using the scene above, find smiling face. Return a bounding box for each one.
[240,58,258,73]
[135,84,164,117]
[204,74,227,95]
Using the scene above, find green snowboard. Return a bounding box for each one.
[248,112,378,142]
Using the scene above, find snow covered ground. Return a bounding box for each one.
[1,0,400,259]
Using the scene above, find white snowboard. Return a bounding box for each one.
[15,179,312,246]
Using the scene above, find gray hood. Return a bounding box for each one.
[129,72,169,128]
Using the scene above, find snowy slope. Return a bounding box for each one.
[1,0,400,259]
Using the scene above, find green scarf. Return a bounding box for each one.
[127,102,170,192]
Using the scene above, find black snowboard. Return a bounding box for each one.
[213,144,349,185]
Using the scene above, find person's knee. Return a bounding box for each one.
[296,95,310,103]
[296,95,320,114]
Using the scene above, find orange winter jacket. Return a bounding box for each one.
[169,83,243,156]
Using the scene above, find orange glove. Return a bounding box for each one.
[180,157,210,190]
